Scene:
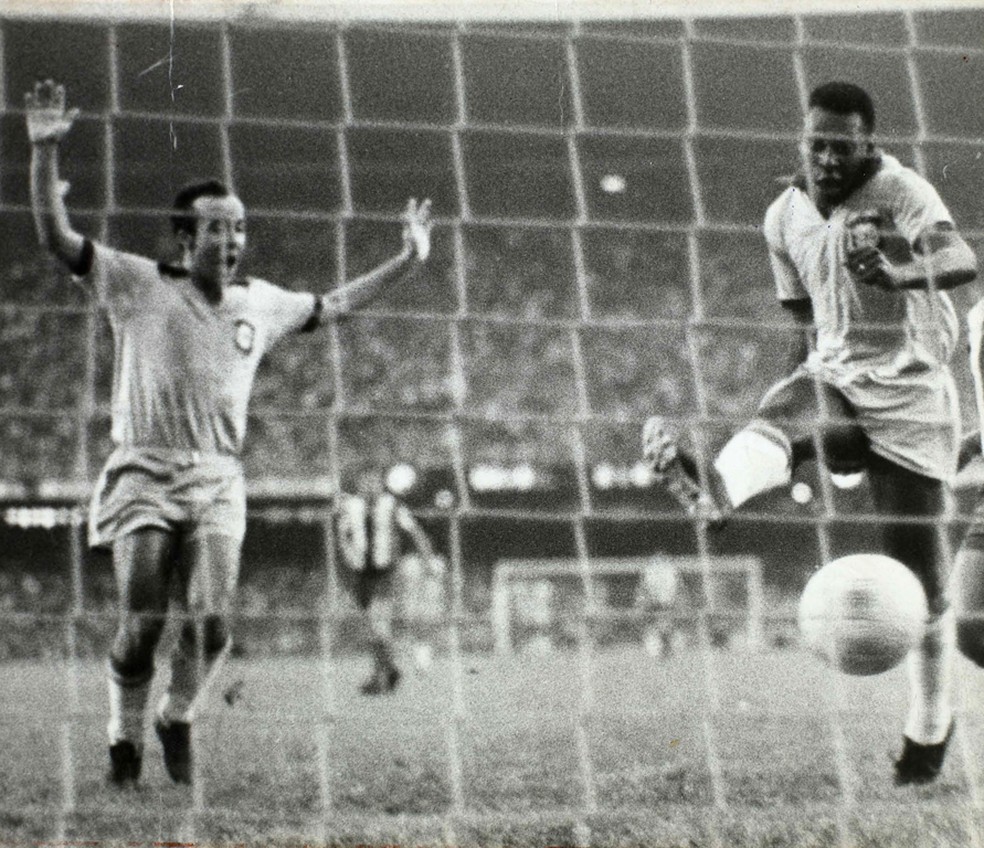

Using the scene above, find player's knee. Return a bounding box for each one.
[113,612,165,662]
[820,425,869,474]
[366,603,393,639]
[178,615,230,660]
[202,615,231,658]
[109,618,162,683]
[956,616,984,667]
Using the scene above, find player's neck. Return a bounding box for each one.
[192,274,226,304]
[810,152,882,217]
[176,252,227,304]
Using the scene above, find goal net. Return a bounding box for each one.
[2,1,984,846]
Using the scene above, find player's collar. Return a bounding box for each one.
[158,261,189,278]
[158,262,250,287]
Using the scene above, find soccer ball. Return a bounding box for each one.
[413,642,433,672]
[797,553,927,676]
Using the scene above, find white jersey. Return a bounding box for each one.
[764,154,958,385]
[78,241,319,455]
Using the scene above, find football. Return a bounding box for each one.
[797,553,928,676]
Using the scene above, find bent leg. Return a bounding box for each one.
[159,532,242,725]
[108,527,176,748]
[715,370,866,510]
[360,572,400,694]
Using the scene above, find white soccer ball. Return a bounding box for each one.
[797,553,927,676]
[413,642,433,672]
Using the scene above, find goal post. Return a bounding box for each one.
[491,554,765,655]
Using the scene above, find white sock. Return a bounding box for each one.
[158,639,231,725]
[713,424,792,509]
[905,608,955,745]
[107,669,151,747]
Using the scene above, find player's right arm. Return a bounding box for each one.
[26,80,86,273]
[766,198,814,370]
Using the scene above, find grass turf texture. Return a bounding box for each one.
[0,648,982,847]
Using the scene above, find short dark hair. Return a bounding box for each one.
[808,81,876,134]
[171,179,231,236]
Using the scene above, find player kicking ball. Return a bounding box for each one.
[334,468,443,694]
[25,80,433,787]
[642,81,977,785]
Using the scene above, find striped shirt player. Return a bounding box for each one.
[334,477,441,695]
[641,81,976,785]
[26,79,433,788]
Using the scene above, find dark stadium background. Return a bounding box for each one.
[2,5,984,658]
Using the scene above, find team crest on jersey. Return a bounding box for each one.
[234,320,256,354]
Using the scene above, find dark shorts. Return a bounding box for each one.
[337,562,395,609]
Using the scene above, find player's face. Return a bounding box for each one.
[188,194,247,289]
[802,107,872,208]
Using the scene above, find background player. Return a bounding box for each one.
[643,81,977,785]
[335,467,444,694]
[26,79,433,786]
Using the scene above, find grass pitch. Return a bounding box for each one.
[1,646,983,847]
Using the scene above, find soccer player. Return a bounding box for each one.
[334,467,443,694]
[949,305,984,667]
[642,81,977,785]
[25,80,433,786]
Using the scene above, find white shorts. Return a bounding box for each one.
[89,446,246,549]
[777,357,960,482]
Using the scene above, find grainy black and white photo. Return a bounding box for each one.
[3,0,984,845]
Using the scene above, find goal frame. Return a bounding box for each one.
[490,554,765,654]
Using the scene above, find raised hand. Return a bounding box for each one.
[402,197,433,262]
[25,80,79,145]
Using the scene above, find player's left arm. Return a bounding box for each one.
[395,503,444,578]
[322,198,432,316]
[263,198,432,341]
[845,172,977,292]
[847,222,977,292]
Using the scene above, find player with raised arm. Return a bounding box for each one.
[642,81,977,785]
[25,80,433,787]
[335,467,444,694]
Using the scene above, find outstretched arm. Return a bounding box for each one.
[324,198,433,315]
[26,80,86,271]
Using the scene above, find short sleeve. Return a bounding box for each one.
[254,280,320,347]
[764,196,808,303]
[889,169,955,247]
[76,241,158,311]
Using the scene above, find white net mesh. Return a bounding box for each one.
[2,4,984,846]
